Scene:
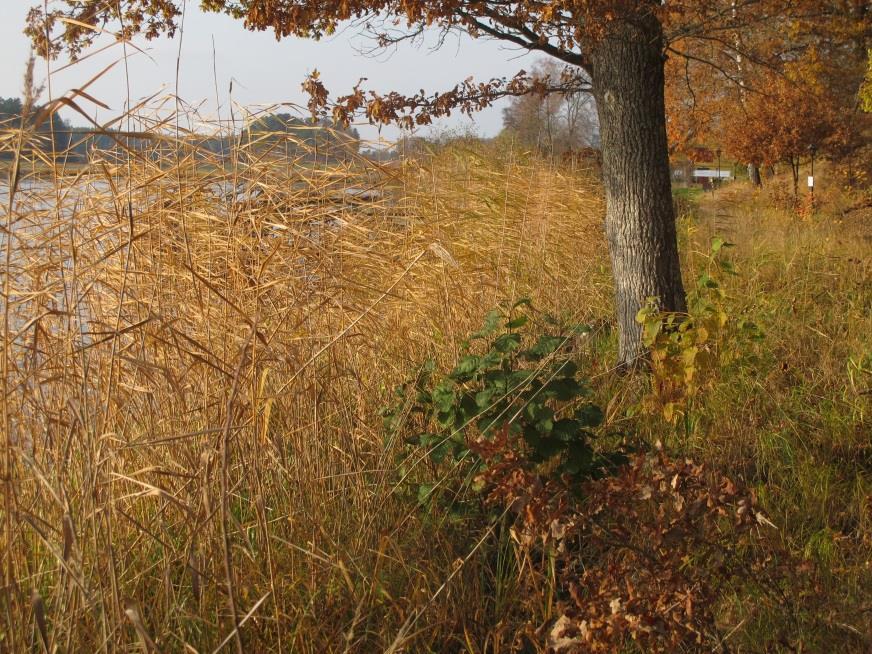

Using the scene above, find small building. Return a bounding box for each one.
[692,168,733,189]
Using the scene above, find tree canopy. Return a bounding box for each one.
[665,1,869,179]
[27,1,868,130]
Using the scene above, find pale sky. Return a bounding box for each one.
[0,1,537,144]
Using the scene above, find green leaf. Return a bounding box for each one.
[700,273,719,289]
[523,426,563,461]
[542,377,585,401]
[471,309,502,340]
[450,355,480,379]
[718,259,738,275]
[524,401,553,423]
[536,416,555,434]
[417,483,435,506]
[432,383,455,412]
[492,333,522,353]
[711,236,734,254]
[575,403,604,428]
[436,410,455,428]
[475,388,496,409]
[507,369,536,390]
[552,418,581,442]
[643,318,662,345]
[636,306,652,325]
[563,444,593,475]
[527,334,563,358]
[484,370,509,390]
[458,393,477,420]
[416,432,438,446]
[479,350,503,369]
[526,403,554,434]
[505,315,529,329]
[429,440,453,464]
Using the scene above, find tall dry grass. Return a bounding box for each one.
[3,64,869,652]
[1,103,610,652]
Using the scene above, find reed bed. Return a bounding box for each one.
[3,91,869,653]
[1,108,609,652]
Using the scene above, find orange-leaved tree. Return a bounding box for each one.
[665,1,869,189]
[721,53,855,197]
[25,0,867,365]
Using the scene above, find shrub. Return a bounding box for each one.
[382,302,613,510]
[636,237,763,425]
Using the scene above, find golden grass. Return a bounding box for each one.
[2,98,870,652]
[663,180,871,649]
[1,112,610,652]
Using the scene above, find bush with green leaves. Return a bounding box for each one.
[383,301,608,492]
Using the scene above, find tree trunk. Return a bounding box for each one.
[791,159,800,198]
[748,163,762,187]
[589,14,687,367]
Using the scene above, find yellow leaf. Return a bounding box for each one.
[682,346,698,367]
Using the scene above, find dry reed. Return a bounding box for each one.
[0,100,609,652]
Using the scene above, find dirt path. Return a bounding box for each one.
[693,184,751,240]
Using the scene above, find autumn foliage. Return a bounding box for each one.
[26,0,868,135]
[476,447,809,653]
[721,55,858,192]
[665,2,869,185]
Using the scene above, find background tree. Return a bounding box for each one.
[501,59,598,157]
[0,95,75,161]
[665,1,870,189]
[721,53,856,197]
[245,112,360,162]
[26,0,868,366]
[0,97,24,120]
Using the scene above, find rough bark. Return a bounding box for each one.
[589,14,687,367]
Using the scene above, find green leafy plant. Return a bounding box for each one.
[383,301,607,495]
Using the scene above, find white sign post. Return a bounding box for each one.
[807,176,814,188]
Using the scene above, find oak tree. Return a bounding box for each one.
[26,0,868,365]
